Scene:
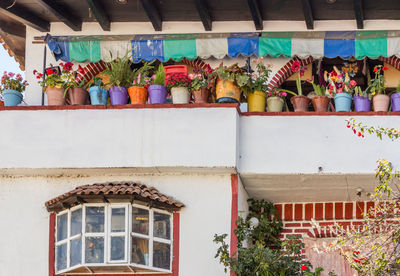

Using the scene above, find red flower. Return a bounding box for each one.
[373,67,378,72]
[33,70,37,75]
[353,258,361,263]
[46,68,54,75]
[382,66,389,71]
[353,250,360,255]
[300,265,307,271]
[353,129,356,134]
[291,61,301,73]
[358,132,362,137]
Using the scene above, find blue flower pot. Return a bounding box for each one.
[2,89,22,106]
[89,86,108,105]
[334,93,352,112]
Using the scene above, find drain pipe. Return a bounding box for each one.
[41,44,47,106]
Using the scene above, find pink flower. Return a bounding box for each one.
[282,92,287,97]
[350,80,357,86]
[8,72,14,77]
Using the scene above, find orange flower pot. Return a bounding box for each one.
[46,87,66,106]
[216,79,241,103]
[128,86,148,104]
[290,95,310,112]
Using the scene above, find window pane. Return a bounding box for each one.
[85,207,104,233]
[153,212,171,240]
[131,237,149,266]
[56,243,67,271]
[71,208,82,236]
[56,214,68,242]
[132,207,149,235]
[85,237,104,263]
[70,238,82,267]
[111,208,125,233]
[153,242,170,270]
[111,236,125,261]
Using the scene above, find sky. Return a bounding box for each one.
[0,45,24,77]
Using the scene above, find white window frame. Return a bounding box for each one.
[55,203,173,275]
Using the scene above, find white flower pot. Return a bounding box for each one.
[171,87,190,104]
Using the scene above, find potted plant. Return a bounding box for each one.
[353,86,371,112]
[189,71,209,103]
[148,64,167,104]
[325,67,356,112]
[166,73,192,104]
[289,61,309,112]
[86,76,108,105]
[368,65,389,112]
[266,89,288,112]
[0,71,28,106]
[34,66,67,106]
[392,81,400,112]
[128,62,154,105]
[62,63,89,105]
[305,77,330,112]
[105,51,134,105]
[244,58,272,112]
[210,63,249,103]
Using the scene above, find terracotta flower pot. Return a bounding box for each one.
[128,86,148,104]
[216,79,241,103]
[68,87,88,105]
[46,87,66,106]
[290,95,310,112]
[373,94,390,112]
[192,88,209,103]
[311,96,330,112]
[248,90,266,112]
[267,96,284,112]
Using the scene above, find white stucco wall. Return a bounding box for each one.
[0,107,237,171]
[238,176,249,218]
[239,115,400,174]
[0,173,232,276]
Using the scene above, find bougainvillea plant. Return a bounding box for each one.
[165,73,191,90]
[323,118,400,275]
[0,71,28,93]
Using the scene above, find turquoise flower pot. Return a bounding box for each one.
[2,89,22,106]
[334,93,352,112]
[89,86,108,105]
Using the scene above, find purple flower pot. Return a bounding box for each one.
[109,86,128,105]
[148,85,167,104]
[391,92,400,111]
[353,95,371,112]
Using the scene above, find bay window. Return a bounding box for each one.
[55,204,172,274]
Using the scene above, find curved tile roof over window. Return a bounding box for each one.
[45,182,184,212]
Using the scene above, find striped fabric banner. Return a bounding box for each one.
[45,31,400,63]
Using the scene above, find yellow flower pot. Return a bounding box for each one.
[247,90,266,112]
[216,79,241,103]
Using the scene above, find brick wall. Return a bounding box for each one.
[274,201,375,240]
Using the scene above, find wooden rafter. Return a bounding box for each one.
[247,0,263,30]
[194,0,212,31]
[300,0,314,30]
[35,0,82,31]
[353,0,364,29]
[140,0,162,31]
[0,20,25,38]
[86,0,110,31]
[0,0,49,32]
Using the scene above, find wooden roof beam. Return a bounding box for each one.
[35,0,82,31]
[0,0,49,32]
[300,0,314,30]
[247,0,263,30]
[0,20,25,38]
[140,0,162,31]
[194,0,212,31]
[353,0,364,29]
[86,0,111,31]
